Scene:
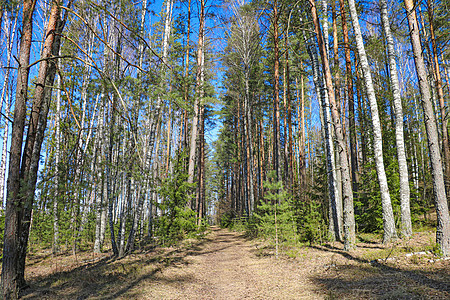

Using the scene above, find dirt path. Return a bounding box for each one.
[140,227,321,299]
[22,227,449,299]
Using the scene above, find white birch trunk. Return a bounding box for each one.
[52,63,61,254]
[380,0,412,237]
[0,101,9,207]
[0,10,17,206]
[144,0,172,190]
[308,0,355,249]
[321,0,329,57]
[94,100,105,253]
[118,170,128,257]
[347,0,397,242]
[162,0,173,64]
[304,28,342,241]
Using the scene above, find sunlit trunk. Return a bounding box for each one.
[404,0,450,256]
[380,0,412,237]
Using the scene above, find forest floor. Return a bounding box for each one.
[20,226,450,299]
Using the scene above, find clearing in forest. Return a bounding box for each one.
[21,227,450,299]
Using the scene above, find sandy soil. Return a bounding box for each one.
[20,227,450,299]
[136,227,321,299]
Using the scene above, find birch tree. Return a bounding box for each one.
[308,0,355,249]
[379,0,412,237]
[347,0,397,242]
[303,25,342,241]
[0,8,17,207]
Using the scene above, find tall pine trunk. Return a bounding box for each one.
[272,1,281,181]
[309,0,354,248]
[338,0,359,196]
[404,0,450,256]
[427,1,450,191]
[188,0,204,189]
[306,33,342,241]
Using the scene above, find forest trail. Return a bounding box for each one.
[23,227,324,299]
[139,226,320,299]
[22,227,450,299]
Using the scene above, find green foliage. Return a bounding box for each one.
[355,163,383,233]
[355,94,404,234]
[155,157,198,246]
[301,150,331,243]
[295,197,327,244]
[254,198,297,244]
[219,211,235,228]
[251,172,297,246]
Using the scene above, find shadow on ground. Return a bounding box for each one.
[20,229,230,299]
[310,246,450,300]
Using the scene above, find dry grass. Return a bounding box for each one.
[14,227,450,299]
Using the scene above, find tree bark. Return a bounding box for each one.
[182,0,192,157]
[347,0,398,243]
[273,0,282,181]
[53,60,61,254]
[107,102,119,256]
[380,0,412,237]
[427,1,450,192]
[338,0,358,195]
[285,34,294,190]
[0,9,17,209]
[309,0,355,249]
[2,0,36,297]
[304,23,342,241]
[404,0,450,256]
[188,0,204,189]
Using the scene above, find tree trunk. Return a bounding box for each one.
[94,100,106,253]
[118,164,130,258]
[0,9,17,208]
[427,1,450,192]
[1,0,49,296]
[380,0,412,237]
[188,0,204,188]
[244,71,254,215]
[107,102,119,256]
[182,0,192,157]
[299,70,306,189]
[309,0,355,249]
[404,0,450,256]
[347,0,397,243]
[338,0,359,196]
[198,103,205,225]
[20,0,68,289]
[53,62,61,254]
[126,183,144,253]
[331,0,341,116]
[285,35,294,190]
[304,24,342,241]
[273,1,282,181]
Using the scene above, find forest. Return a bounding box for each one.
[0,0,449,298]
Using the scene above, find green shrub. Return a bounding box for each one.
[156,159,198,246]
[252,172,297,253]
